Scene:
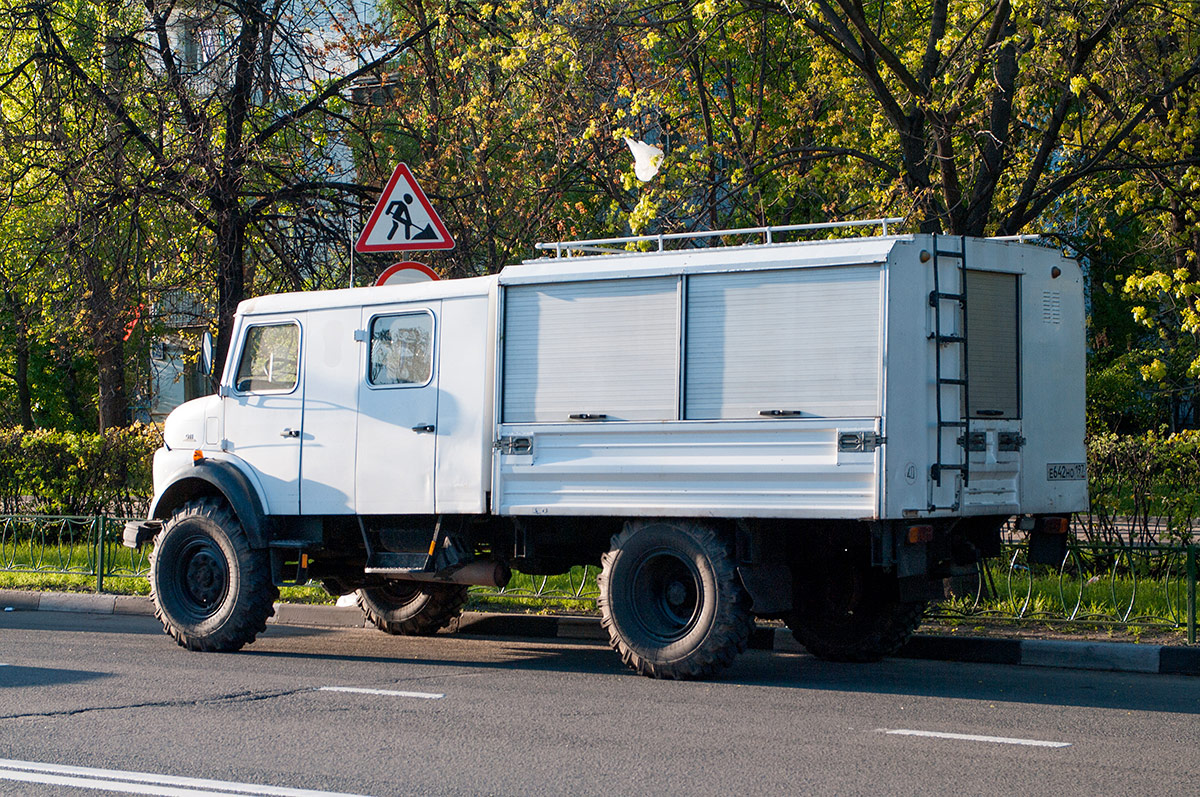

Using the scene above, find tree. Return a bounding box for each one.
[25,0,438,382]
[784,1,1200,236]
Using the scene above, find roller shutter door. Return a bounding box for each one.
[965,270,1020,418]
[502,277,679,422]
[685,266,882,419]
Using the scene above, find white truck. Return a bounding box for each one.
[125,225,1087,679]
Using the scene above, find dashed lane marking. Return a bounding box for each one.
[878,729,1072,748]
[318,686,444,700]
[0,758,373,796]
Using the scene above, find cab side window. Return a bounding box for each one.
[235,322,300,393]
[369,312,433,386]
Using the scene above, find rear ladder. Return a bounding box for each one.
[928,234,971,511]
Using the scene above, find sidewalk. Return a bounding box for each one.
[4,589,1198,676]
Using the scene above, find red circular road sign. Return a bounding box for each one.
[375,261,440,286]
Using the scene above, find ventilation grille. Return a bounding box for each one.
[1042,290,1062,324]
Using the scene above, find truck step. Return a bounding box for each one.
[365,552,432,574]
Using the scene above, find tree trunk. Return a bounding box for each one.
[212,205,247,387]
[15,317,33,430]
[59,354,92,431]
[96,330,127,432]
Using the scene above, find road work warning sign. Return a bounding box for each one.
[355,163,454,253]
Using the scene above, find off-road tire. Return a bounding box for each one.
[785,552,925,663]
[599,520,753,680]
[357,582,469,636]
[149,498,277,652]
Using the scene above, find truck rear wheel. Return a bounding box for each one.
[149,498,277,652]
[357,581,469,636]
[599,520,752,680]
[785,552,925,662]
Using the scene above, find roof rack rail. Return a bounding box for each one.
[533,217,906,258]
[989,234,1043,244]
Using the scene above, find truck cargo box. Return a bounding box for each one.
[492,234,1086,521]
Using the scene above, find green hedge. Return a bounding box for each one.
[1086,429,1200,545]
[0,425,158,517]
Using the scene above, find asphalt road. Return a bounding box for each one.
[2,611,1199,796]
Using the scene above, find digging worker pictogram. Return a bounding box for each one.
[385,193,437,242]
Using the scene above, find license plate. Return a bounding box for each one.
[1047,463,1086,481]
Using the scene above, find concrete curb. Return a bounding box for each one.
[4,589,1198,676]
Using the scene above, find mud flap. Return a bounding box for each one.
[1029,529,1067,566]
[737,563,792,616]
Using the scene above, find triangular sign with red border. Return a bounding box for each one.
[355,163,455,253]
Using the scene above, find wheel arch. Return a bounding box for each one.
[150,460,269,549]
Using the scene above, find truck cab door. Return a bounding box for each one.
[221,316,304,514]
[355,303,440,514]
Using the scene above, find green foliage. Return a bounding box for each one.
[1087,429,1200,544]
[0,0,1196,434]
[0,425,158,516]
[1086,352,1169,435]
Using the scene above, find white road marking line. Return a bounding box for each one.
[0,759,372,796]
[878,729,1072,748]
[319,686,444,700]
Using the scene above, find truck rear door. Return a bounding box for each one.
[960,269,1022,514]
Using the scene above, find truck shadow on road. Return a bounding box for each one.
[248,625,1200,715]
[726,651,1200,715]
[0,665,112,689]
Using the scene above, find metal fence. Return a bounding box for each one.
[1,514,1195,642]
[932,541,1198,643]
[0,515,150,592]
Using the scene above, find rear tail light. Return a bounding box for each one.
[907,525,934,544]
[1040,516,1070,534]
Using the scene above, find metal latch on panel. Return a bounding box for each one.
[494,436,533,455]
[353,329,369,342]
[998,432,1026,451]
[838,431,885,452]
[958,431,987,452]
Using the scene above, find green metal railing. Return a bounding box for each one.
[933,541,1198,644]
[0,515,151,592]
[1,514,1195,642]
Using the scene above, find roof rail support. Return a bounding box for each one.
[532,217,906,258]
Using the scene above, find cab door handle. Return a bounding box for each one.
[280,428,300,438]
[412,424,435,433]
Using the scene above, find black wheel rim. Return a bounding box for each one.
[375,581,424,608]
[629,548,702,644]
[173,534,230,620]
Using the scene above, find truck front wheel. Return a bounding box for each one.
[785,552,924,662]
[357,581,469,636]
[599,520,753,679]
[149,498,278,652]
